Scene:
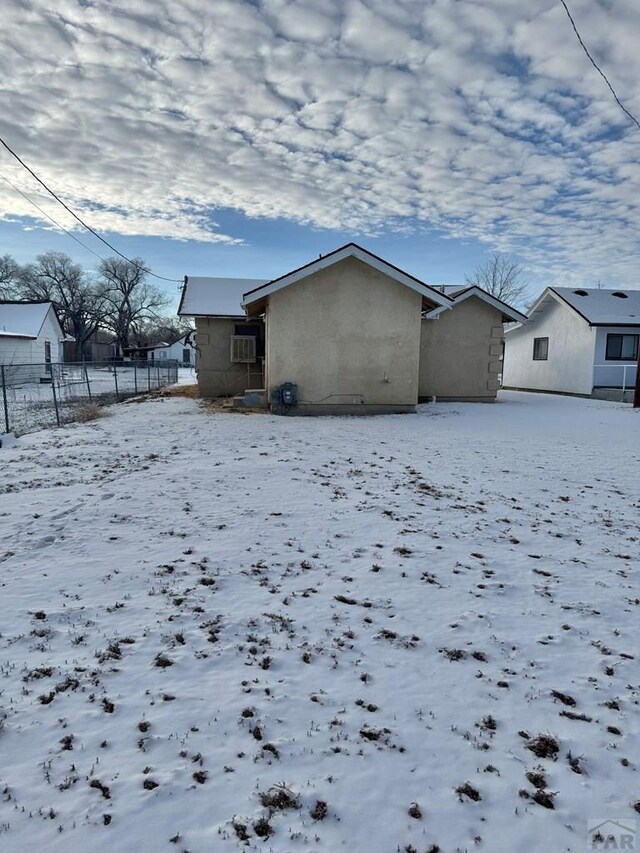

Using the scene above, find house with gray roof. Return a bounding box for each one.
[503,286,640,400]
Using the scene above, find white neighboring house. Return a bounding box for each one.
[150,330,196,367]
[0,301,69,367]
[503,287,639,400]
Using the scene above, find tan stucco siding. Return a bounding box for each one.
[419,297,504,401]
[266,257,422,413]
[195,317,263,398]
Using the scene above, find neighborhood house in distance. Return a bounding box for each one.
[0,300,69,368]
[503,286,640,402]
[179,243,527,414]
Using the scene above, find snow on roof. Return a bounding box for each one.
[179,277,266,317]
[551,287,640,325]
[0,330,37,339]
[0,302,52,337]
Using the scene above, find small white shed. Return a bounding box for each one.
[0,301,68,367]
[150,331,196,366]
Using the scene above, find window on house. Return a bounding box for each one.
[182,348,191,364]
[44,340,52,373]
[533,337,548,360]
[230,336,257,363]
[234,323,265,358]
[605,333,638,361]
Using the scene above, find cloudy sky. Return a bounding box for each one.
[1,0,639,301]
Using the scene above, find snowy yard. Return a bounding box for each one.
[0,391,638,853]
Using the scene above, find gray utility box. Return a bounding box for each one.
[280,382,297,405]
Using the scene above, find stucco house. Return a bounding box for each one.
[503,286,640,401]
[0,301,68,367]
[179,244,526,414]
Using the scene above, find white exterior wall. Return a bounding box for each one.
[0,307,63,366]
[0,337,38,365]
[151,336,194,365]
[503,297,596,395]
[593,326,638,390]
[41,307,65,363]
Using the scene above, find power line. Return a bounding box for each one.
[0,171,111,264]
[0,135,181,282]
[559,0,640,132]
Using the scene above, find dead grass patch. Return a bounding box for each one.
[310,800,328,821]
[455,782,481,802]
[73,403,111,423]
[532,789,556,809]
[526,734,559,759]
[259,784,300,811]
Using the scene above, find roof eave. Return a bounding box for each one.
[241,243,453,308]
[186,312,247,320]
[591,321,640,328]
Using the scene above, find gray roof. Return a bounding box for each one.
[425,284,527,323]
[433,285,468,297]
[0,301,52,337]
[551,287,640,326]
[178,277,267,317]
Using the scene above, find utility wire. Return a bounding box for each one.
[0,171,111,264]
[0,135,181,282]
[559,0,640,132]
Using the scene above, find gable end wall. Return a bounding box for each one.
[419,297,504,401]
[266,257,422,413]
[502,298,595,394]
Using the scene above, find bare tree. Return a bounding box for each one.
[18,252,108,360]
[465,253,529,307]
[99,258,170,354]
[132,316,194,348]
[0,254,21,298]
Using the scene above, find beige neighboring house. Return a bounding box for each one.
[178,244,526,415]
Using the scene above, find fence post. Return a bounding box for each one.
[134,362,138,394]
[157,365,160,388]
[113,362,120,401]
[622,365,627,394]
[147,362,151,392]
[84,364,92,401]
[1,365,9,434]
[51,369,60,426]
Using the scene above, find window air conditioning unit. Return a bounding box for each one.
[230,335,257,363]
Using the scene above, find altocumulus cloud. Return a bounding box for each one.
[1,0,640,283]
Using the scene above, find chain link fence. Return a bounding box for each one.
[1,360,179,436]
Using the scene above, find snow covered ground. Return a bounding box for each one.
[2,363,183,436]
[0,391,638,853]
